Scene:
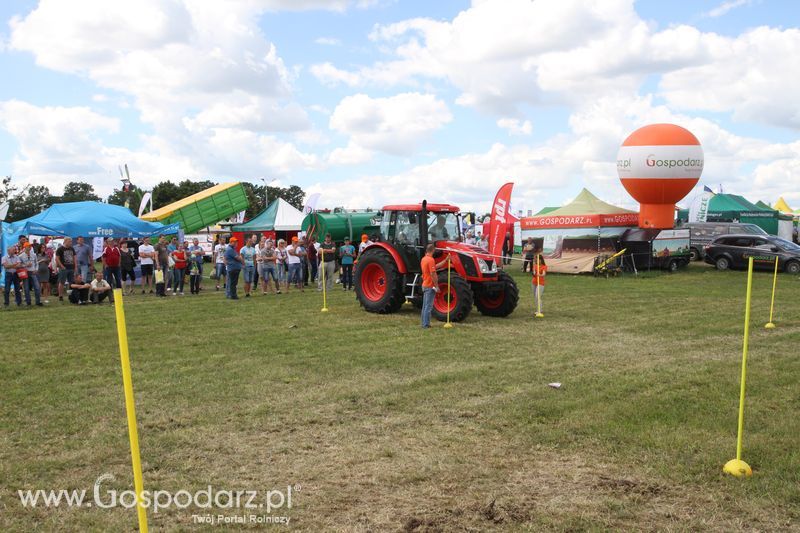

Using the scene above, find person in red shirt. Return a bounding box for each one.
[532,250,547,317]
[102,238,122,289]
[420,244,443,328]
[170,242,188,295]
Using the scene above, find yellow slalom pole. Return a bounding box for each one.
[320,250,329,312]
[535,254,544,318]
[443,256,453,328]
[723,257,754,478]
[112,289,149,532]
[765,256,779,329]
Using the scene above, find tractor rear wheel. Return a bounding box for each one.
[355,248,405,314]
[475,271,519,317]
[432,270,473,322]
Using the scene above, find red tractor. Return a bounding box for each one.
[354,201,519,321]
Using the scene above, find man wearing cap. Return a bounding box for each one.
[224,237,244,299]
[357,234,373,260]
[285,236,304,291]
[20,242,43,306]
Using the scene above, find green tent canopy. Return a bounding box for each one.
[541,188,635,217]
[677,193,793,237]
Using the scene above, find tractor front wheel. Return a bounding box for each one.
[431,270,473,322]
[475,271,519,317]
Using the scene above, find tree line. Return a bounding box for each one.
[1,176,305,222]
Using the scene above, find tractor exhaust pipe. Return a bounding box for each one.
[421,199,428,250]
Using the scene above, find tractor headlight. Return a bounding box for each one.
[477,258,496,274]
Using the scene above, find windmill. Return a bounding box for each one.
[118,164,152,216]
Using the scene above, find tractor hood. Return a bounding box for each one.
[434,240,494,260]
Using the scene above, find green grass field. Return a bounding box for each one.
[2,264,799,531]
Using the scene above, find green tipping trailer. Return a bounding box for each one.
[302,211,380,243]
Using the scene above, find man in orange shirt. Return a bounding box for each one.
[532,250,547,317]
[420,244,441,328]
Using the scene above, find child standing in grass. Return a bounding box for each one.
[189,259,201,295]
[532,250,547,316]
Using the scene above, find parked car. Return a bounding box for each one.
[703,234,800,274]
[683,222,768,261]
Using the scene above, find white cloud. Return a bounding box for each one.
[0,99,198,196]
[704,0,751,18]
[497,118,532,136]
[0,100,119,176]
[314,93,800,213]
[310,0,800,129]
[310,62,364,87]
[659,26,800,129]
[314,37,341,46]
[6,0,321,192]
[260,0,376,12]
[329,92,452,156]
[327,141,373,165]
[182,95,310,133]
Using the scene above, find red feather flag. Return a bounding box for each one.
[488,182,514,261]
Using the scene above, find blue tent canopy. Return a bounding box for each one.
[1,202,180,286]
[3,201,180,240]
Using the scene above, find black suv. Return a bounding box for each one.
[704,234,800,274]
[683,222,767,260]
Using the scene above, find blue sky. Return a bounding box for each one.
[1,0,798,215]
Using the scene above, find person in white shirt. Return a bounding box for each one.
[213,236,227,291]
[20,242,43,306]
[138,237,156,294]
[285,236,304,292]
[357,234,373,260]
[90,271,113,304]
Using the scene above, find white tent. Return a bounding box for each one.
[231,198,304,232]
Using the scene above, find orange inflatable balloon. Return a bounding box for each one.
[617,124,703,228]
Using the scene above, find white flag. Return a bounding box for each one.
[92,237,104,260]
[233,210,246,224]
[688,189,714,223]
[303,193,321,215]
[138,192,152,217]
[0,201,9,221]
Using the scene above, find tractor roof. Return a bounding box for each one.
[381,203,460,213]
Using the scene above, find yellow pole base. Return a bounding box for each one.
[535,313,544,318]
[723,459,752,478]
[321,307,329,313]
[764,322,775,329]
[443,322,453,329]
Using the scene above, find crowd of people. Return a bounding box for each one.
[2,232,375,307]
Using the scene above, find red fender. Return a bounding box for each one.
[364,242,408,274]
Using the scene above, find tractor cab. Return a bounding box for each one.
[376,203,461,271]
[354,201,519,322]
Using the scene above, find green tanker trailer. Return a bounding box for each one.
[301,210,381,243]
